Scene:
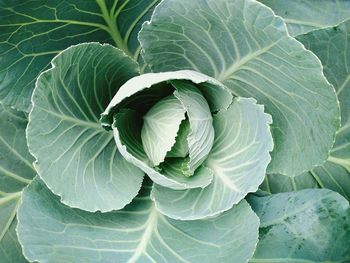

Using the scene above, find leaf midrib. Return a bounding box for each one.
[217,40,281,82]
[36,106,104,131]
[127,205,158,263]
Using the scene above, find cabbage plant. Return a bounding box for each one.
[0,0,349,262]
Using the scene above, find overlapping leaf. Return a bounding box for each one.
[17,178,259,263]
[139,0,339,177]
[0,0,159,111]
[0,103,35,263]
[102,70,228,190]
[152,98,273,220]
[27,43,144,212]
[261,19,350,201]
[141,95,186,166]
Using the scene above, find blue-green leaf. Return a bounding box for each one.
[262,19,350,201]
[139,0,339,177]
[27,43,144,212]
[17,178,259,263]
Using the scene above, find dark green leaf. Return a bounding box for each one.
[0,0,159,110]
[0,103,35,262]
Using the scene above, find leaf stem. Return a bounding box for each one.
[0,192,21,206]
[96,0,133,58]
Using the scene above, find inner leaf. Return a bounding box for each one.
[141,95,186,166]
[171,80,215,176]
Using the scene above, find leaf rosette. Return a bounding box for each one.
[101,70,273,220]
[1,0,348,262]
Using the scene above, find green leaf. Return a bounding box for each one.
[310,156,350,201]
[172,80,215,176]
[114,109,213,190]
[0,216,26,263]
[103,70,229,190]
[141,95,186,166]
[17,178,259,263]
[259,0,350,36]
[262,19,350,201]
[27,43,144,212]
[297,20,350,200]
[0,0,159,111]
[139,0,339,177]
[248,189,350,262]
[0,103,35,262]
[101,70,228,124]
[298,19,350,152]
[152,98,273,220]
[261,160,350,201]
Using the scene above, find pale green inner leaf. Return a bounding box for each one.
[172,80,215,176]
[114,109,212,189]
[141,95,186,166]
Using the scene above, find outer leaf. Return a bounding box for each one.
[102,70,229,190]
[139,0,339,177]
[172,80,215,176]
[17,178,259,263]
[0,103,35,262]
[0,0,159,111]
[114,109,213,190]
[141,95,186,166]
[298,20,350,195]
[152,98,273,220]
[259,0,350,36]
[248,189,350,262]
[262,19,350,200]
[0,217,25,263]
[27,43,144,212]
